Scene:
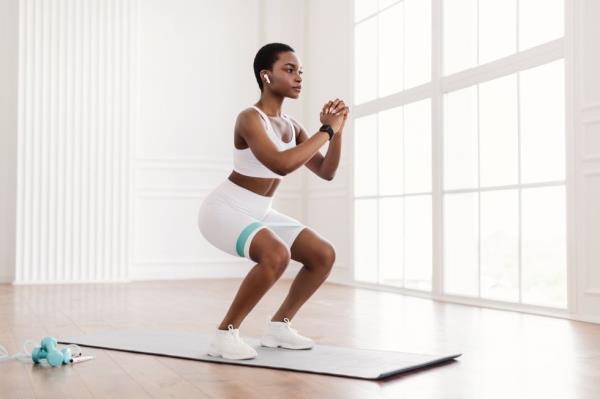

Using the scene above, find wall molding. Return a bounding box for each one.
[135,190,302,199]
[582,117,600,162]
[134,157,233,170]
[135,191,211,199]
[307,189,348,199]
[582,169,600,176]
[134,258,248,265]
[581,102,600,112]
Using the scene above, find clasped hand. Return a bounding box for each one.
[319,98,350,134]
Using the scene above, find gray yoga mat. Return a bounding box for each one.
[59,330,461,380]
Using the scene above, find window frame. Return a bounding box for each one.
[349,0,573,318]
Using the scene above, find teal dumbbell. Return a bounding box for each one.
[31,345,47,364]
[47,347,72,367]
[41,336,57,349]
[31,337,55,364]
[31,336,72,367]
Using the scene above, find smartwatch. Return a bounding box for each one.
[319,124,335,140]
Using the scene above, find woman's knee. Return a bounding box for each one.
[310,242,336,273]
[258,243,291,278]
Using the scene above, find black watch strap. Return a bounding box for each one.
[319,124,335,140]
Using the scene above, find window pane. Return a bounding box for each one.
[443,0,477,75]
[404,0,431,88]
[379,0,397,10]
[519,0,564,51]
[355,17,378,104]
[354,114,378,196]
[354,199,379,283]
[379,106,404,195]
[379,197,404,287]
[404,99,432,193]
[379,2,404,98]
[444,192,478,296]
[521,186,567,308]
[479,74,518,187]
[480,190,519,302]
[404,195,432,291]
[520,60,565,183]
[444,86,478,190]
[354,0,378,22]
[478,0,517,64]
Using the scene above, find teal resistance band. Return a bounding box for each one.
[236,222,264,257]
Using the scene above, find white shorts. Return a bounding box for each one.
[197,178,306,259]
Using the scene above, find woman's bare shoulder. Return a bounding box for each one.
[236,107,261,127]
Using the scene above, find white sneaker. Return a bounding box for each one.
[260,317,315,350]
[207,324,258,360]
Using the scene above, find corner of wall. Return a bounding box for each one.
[0,0,19,284]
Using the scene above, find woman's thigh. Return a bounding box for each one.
[198,198,266,259]
[260,208,306,250]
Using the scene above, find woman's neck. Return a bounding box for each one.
[256,95,284,117]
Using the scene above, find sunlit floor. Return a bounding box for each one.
[1,278,599,398]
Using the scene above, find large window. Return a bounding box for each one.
[353,0,566,309]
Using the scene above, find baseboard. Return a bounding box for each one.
[12,279,130,285]
[5,262,352,285]
[131,261,351,282]
[130,260,299,281]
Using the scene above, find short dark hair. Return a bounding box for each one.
[253,43,295,92]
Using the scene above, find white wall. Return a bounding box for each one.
[303,0,354,284]
[131,0,261,280]
[131,0,307,280]
[3,0,308,283]
[571,0,600,323]
[0,0,18,283]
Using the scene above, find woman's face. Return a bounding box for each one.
[267,51,303,99]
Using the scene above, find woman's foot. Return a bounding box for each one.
[260,317,315,349]
[207,324,258,360]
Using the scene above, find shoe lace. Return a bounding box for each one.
[227,324,243,343]
[282,318,299,334]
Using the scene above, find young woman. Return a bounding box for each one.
[198,43,349,360]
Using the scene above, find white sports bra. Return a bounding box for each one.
[233,106,297,179]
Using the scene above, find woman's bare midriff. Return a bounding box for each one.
[228,170,281,197]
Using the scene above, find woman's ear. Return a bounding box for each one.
[260,69,271,84]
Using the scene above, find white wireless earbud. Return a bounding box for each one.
[264,74,271,84]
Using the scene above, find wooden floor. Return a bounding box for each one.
[1,278,599,399]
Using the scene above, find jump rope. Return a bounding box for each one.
[0,336,95,367]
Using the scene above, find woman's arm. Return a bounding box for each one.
[294,124,341,181]
[317,128,343,181]
[291,107,348,180]
[237,109,330,176]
